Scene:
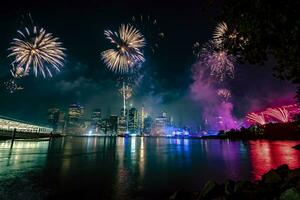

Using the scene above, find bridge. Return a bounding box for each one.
[0,115,53,139]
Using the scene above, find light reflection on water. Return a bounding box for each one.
[0,137,299,199]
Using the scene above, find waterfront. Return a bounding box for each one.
[0,137,300,199]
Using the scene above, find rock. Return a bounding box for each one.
[262,169,282,184]
[224,179,235,195]
[276,164,290,180]
[292,144,300,151]
[280,187,300,200]
[169,189,180,200]
[234,181,254,193]
[289,168,300,179]
[198,180,221,199]
[233,181,258,200]
[169,188,195,200]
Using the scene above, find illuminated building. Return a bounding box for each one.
[0,115,52,133]
[152,111,171,136]
[68,103,84,125]
[140,106,145,132]
[47,108,60,131]
[118,108,127,135]
[128,107,139,134]
[143,116,153,134]
[91,109,101,132]
[109,115,118,135]
[57,112,66,133]
[100,118,109,134]
[66,103,85,134]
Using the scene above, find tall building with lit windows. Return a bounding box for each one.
[128,107,139,134]
[143,116,153,134]
[109,115,118,134]
[66,103,85,134]
[152,111,171,136]
[140,106,145,132]
[118,108,127,135]
[91,108,101,131]
[47,108,60,132]
[68,103,84,125]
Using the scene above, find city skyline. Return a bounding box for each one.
[0,0,297,130]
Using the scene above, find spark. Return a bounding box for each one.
[213,21,248,49]
[213,21,229,48]
[217,88,231,102]
[119,85,133,100]
[10,64,27,78]
[4,79,24,93]
[8,26,66,78]
[192,42,201,58]
[246,112,266,125]
[264,107,290,123]
[131,15,164,54]
[101,24,145,74]
[201,40,236,81]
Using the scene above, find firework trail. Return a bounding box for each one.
[119,85,133,100]
[200,40,236,81]
[101,24,145,74]
[131,14,164,54]
[8,26,66,78]
[217,88,231,102]
[246,112,266,125]
[264,107,290,123]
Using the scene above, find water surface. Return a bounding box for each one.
[0,137,299,199]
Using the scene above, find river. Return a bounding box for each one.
[0,137,299,199]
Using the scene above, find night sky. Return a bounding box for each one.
[0,0,295,126]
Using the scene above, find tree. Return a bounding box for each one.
[219,0,300,98]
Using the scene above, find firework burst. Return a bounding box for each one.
[4,79,24,93]
[201,41,236,81]
[246,112,266,125]
[264,107,290,123]
[217,88,231,102]
[119,85,133,100]
[192,42,202,58]
[213,21,248,50]
[10,64,27,78]
[8,26,65,78]
[101,24,145,74]
[213,22,229,48]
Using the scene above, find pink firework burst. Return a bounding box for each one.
[246,112,266,125]
[264,107,290,123]
[200,41,236,82]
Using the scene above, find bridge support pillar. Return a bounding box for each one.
[10,128,17,148]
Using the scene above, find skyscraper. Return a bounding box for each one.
[68,103,84,126]
[128,107,139,134]
[109,115,118,135]
[143,116,153,135]
[140,106,145,132]
[91,109,101,132]
[47,108,60,131]
[57,112,66,133]
[118,108,127,135]
[152,111,171,136]
[66,103,85,134]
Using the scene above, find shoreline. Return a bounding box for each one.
[170,164,300,200]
